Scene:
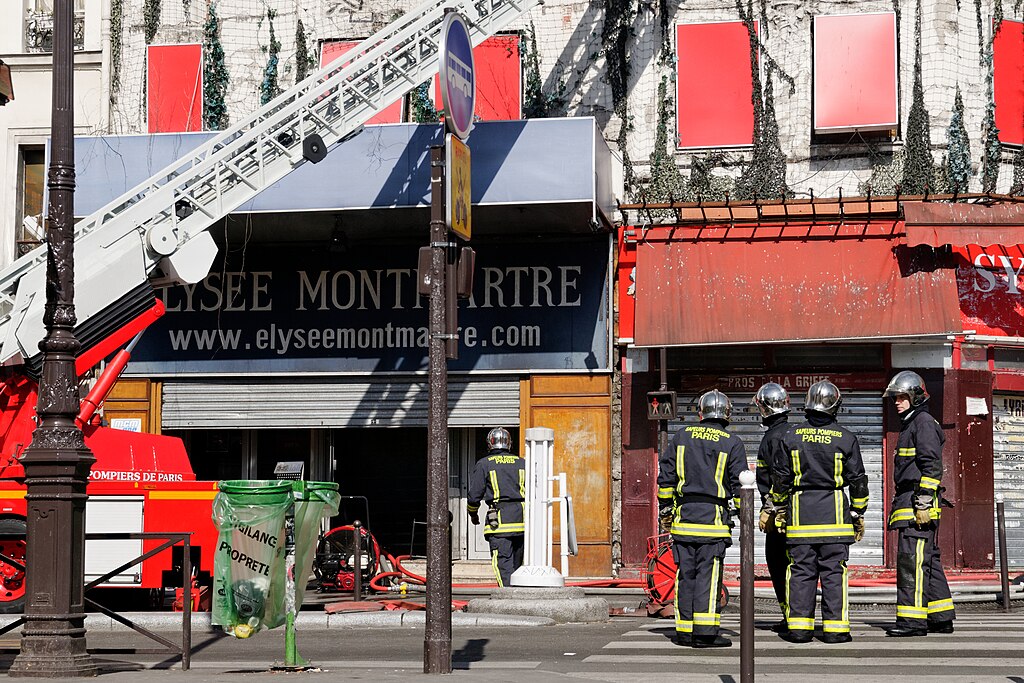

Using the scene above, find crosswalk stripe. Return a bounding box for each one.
[581,655,1014,667]
[601,640,1022,650]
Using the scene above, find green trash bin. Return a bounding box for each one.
[290,481,341,610]
[211,480,293,638]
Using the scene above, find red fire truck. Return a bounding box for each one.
[0,300,218,614]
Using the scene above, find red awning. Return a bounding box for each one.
[633,234,963,347]
[903,202,1024,248]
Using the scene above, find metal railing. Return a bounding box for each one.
[0,531,193,670]
[24,10,85,52]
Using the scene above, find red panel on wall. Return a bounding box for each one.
[321,41,404,124]
[433,35,522,121]
[675,21,755,148]
[813,13,898,132]
[147,44,203,134]
[994,19,1024,146]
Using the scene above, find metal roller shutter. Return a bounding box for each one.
[671,391,884,565]
[162,376,521,429]
[993,394,1024,567]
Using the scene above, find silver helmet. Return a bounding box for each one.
[753,382,790,418]
[698,389,732,424]
[805,380,842,416]
[486,427,512,451]
[882,370,929,407]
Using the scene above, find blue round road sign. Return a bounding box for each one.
[439,12,475,140]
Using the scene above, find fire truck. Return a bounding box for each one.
[0,0,538,613]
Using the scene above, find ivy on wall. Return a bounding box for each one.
[523,23,566,118]
[203,0,229,130]
[409,81,440,123]
[945,86,972,193]
[685,153,733,201]
[977,0,1002,192]
[260,9,282,105]
[109,0,124,105]
[144,0,161,44]
[733,0,790,200]
[601,0,638,197]
[1011,150,1024,195]
[295,18,317,84]
[645,77,685,210]
[902,0,934,194]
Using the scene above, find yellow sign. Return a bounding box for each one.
[446,134,471,240]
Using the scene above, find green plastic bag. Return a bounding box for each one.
[211,480,293,638]
[290,481,341,611]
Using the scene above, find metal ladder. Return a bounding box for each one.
[0,0,539,367]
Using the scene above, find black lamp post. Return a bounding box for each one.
[8,0,97,676]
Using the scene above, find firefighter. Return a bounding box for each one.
[752,382,791,632]
[882,371,956,637]
[658,390,747,648]
[770,380,869,644]
[467,427,526,587]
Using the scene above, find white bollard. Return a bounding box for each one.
[511,427,564,587]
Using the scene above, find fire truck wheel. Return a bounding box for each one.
[0,518,27,614]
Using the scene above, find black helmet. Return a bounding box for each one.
[805,380,842,416]
[698,389,732,424]
[486,427,512,451]
[753,382,790,418]
[882,370,929,407]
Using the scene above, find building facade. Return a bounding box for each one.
[2,0,1023,577]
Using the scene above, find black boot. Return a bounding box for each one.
[886,624,927,637]
[771,618,788,633]
[692,635,732,648]
[673,633,692,646]
[927,622,954,634]
[819,632,852,644]
[779,629,813,643]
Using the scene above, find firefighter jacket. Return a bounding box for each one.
[770,412,869,545]
[657,419,748,544]
[888,405,945,529]
[756,413,789,508]
[467,449,526,537]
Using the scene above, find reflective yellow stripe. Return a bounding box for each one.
[791,449,802,487]
[658,487,674,500]
[714,452,727,498]
[693,612,720,625]
[484,523,524,535]
[670,523,731,538]
[784,550,793,620]
[920,476,941,490]
[897,448,916,457]
[852,496,869,507]
[707,556,720,621]
[823,619,849,633]
[834,490,842,527]
[889,508,915,524]
[788,617,814,630]
[676,445,686,489]
[787,524,855,538]
[756,459,766,467]
[490,470,501,498]
[673,564,683,629]
[491,548,502,587]
[834,452,843,488]
[467,503,479,512]
[921,540,929,610]
[927,599,954,613]
[897,605,927,618]
[519,469,526,497]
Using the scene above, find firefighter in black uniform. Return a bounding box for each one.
[658,390,747,648]
[882,371,956,637]
[770,380,869,644]
[468,427,526,587]
[752,382,791,632]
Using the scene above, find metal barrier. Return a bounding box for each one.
[0,531,193,670]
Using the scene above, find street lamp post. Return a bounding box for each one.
[8,0,97,677]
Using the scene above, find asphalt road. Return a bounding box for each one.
[1,607,1020,681]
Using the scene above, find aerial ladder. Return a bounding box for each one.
[0,0,540,374]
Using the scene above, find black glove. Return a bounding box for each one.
[659,508,673,533]
[469,510,480,525]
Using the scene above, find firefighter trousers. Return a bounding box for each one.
[488,534,524,587]
[895,526,955,627]
[786,542,850,634]
[764,527,788,613]
[672,540,726,637]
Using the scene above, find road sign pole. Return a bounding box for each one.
[424,143,452,675]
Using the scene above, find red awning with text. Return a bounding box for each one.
[633,230,963,347]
